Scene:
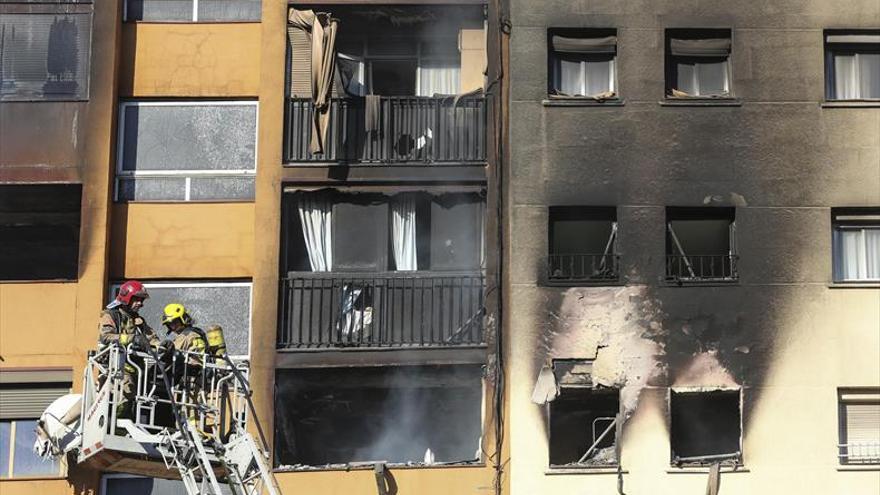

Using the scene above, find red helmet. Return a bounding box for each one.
[116,280,149,305]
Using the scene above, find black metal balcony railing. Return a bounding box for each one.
[548,253,620,283]
[278,271,485,348]
[284,96,487,164]
[666,254,739,282]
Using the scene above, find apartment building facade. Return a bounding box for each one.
[1,1,503,494]
[506,1,880,494]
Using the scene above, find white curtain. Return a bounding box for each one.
[297,195,332,272]
[859,53,880,99]
[835,229,865,280]
[584,58,614,96]
[418,60,460,96]
[556,58,583,95]
[391,195,418,271]
[866,229,880,280]
[834,54,858,99]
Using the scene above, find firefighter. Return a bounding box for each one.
[98,280,160,422]
[162,303,208,431]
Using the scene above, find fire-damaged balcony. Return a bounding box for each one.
[285,4,488,166]
[284,96,487,164]
[279,189,486,350]
[278,271,485,348]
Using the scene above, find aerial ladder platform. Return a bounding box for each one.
[38,340,282,495]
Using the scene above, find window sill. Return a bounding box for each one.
[663,279,739,287]
[124,20,261,25]
[828,282,880,289]
[544,279,625,288]
[542,98,625,107]
[0,279,78,285]
[666,466,748,474]
[660,98,742,107]
[0,476,67,482]
[822,100,880,108]
[837,465,880,472]
[546,467,625,475]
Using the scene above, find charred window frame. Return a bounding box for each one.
[0,1,93,102]
[123,0,261,22]
[547,28,618,99]
[669,389,743,467]
[115,101,258,203]
[824,30,880,101]
[547,360,621,469]
[838,388,880,465]
[0,184,81,281]
[832,208,880,284]
[108,281,253,357]
[273,365,484,468]
[665,207,738,283]
[547,206,619,285]
[665,29,733,99]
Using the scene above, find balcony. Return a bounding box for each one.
[666,254,739,283]
[547,253,620,284]
[283,96,487,165]
[278,271,485,349]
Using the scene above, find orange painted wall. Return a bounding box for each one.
[0,478,75,495]
[119,23,261,97]
[275,465,496,495]
[0,283,78,369]
[109,203,255,279]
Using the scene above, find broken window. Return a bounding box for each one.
[124,0,261,22]
[273,365,483,467]
[115,101,257,202]
[0,184,81,281]
[0,2,92,101]
[670,389,742,466]
[108,281,252,357]
[666,207,737,282]
[832,208,880,282]
[838,388,880,465]
[825,30,880,100]
[666,29,732,98]
[548,28,617,98]
[548,206,618,283]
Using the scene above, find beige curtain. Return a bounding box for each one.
[289,9,338,154]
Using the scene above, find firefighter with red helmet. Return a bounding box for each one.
[98,280,160,421]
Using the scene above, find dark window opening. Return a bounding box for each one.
[824,30,880,101]
[670,390,742,465]
[665,207,737,282]
[549,387,620,467]
[548,206,618,283]
[273,365,483,467]
[0,184,81,281]
[547,28,617,98]
[665,29,732,98]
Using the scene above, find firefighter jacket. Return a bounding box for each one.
[98,306,159,347]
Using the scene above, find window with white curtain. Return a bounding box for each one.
[548,30,617,97]
[833,225,880,282]
[826,31,880,100]
[838,389,880,465]
[666,29,732,98]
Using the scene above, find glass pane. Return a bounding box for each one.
[858,53,880,99]
[125,0,192,21]
[189,176,255,201]
[834,229,866,281]
[197,0,260,21]
[0,12,92,101]
[695,59,728,96]
[104,476,233,495]
[0,421,10,478]
[584,56,613,96]
[117,177,186,201]
[418,59,460,96]
[12,420,59,477]
[120,104,257,172]
[675,61,696,95]
[865,228,880,279]
[834,53,858,100]
[111,284,252,356]
[555,56,583,96]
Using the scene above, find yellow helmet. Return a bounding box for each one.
[162,303,190,325]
